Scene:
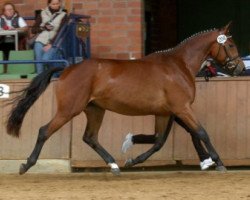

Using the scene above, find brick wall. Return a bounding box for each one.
[72,0,143,59]
[0,0,143,59]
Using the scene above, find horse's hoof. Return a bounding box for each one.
[216,166,227,172]
[111,168,121,176]
[124,158,134,168]
[200,157,215,170]
[19,163,27,175]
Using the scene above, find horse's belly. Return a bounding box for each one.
[93,97,169,116]
[91,80,170,115]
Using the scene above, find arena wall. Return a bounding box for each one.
[1,78,250,170]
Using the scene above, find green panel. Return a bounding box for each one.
[27,73,38,79]
[0,74,21,80]
[7,50,35,74]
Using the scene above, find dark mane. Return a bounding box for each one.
[156,28,217,54]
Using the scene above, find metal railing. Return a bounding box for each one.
[0,59,69,66]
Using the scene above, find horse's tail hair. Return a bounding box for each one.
[6,67,64,137]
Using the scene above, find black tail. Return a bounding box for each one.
[6,67,64,137]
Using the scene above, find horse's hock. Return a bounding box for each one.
[0,77,250,172]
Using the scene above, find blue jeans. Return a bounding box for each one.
[34,42,58,74]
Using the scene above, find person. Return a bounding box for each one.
[31,0,67,74]
[0,2,28,59]
[197,59,230,79]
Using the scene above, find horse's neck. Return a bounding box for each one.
[174,32,217,77]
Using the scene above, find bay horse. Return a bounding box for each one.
[6,22,245,175]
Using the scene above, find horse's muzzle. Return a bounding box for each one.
[232,59,246,76]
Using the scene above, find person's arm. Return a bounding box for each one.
[49,14,68,45]
[43,14,68,52]
[15,17,28,33]
[43,12,68,52]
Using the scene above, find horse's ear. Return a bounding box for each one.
[220,21,233,34]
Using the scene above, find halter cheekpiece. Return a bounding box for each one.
[215,34,240,75]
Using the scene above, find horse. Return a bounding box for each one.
[6,22,245,175]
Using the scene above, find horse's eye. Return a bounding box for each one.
[229,44,234,48]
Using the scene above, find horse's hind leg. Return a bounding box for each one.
[175,106,226,171]
[122,115,169,153]
[19,111,74,175]
[83,103,120,175]
[125,115,174,167]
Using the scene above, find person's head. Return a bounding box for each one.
[2,3,17,18]
[48,0,62,11]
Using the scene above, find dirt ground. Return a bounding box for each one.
[0,171,250,200]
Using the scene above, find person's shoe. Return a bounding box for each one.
[121,133,133,153]
[200,157,215,170]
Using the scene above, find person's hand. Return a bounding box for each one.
[45,23,54,31]
[43,44,52,52]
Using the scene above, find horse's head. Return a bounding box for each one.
[209,22,245,76]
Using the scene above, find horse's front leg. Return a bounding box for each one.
[175,106,226,171]
[122,115,214,170]
[175,117,215,170]
[124,115,174,167]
